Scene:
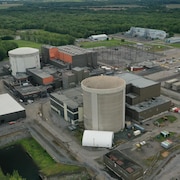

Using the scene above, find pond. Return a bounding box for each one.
[0,144,41,180]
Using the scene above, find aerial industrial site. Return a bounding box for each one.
[0,29,180,180]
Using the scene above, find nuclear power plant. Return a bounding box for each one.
[81,75,126,132]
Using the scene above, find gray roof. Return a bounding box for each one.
[57,45,93,56]
[15,85,45,96]
[51,87,83,109]
[126,96,170,112]
[116,73,158,88]
[27,68,52,79]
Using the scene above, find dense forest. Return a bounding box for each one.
[0,0,180,60]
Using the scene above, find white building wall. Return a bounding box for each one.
[9,47,40,76]
[89,34,108,41]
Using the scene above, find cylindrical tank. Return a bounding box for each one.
[81,75,126,132]
[8,47,40,76]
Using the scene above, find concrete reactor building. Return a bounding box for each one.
[8,47,40,76]
[81,75,126,132]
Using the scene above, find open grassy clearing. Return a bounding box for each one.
[79,39,134,48]
[155,115,177,124]
[0,4,23,9]
[9,40,42,49]
[166,4,180,9]
[170,43,180,48]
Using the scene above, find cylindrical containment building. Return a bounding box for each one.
[9,47,40,76]
[81,75,126,132]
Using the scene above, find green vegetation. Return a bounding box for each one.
[19,30,75,46]
[166,4,180,9]
[170,43,180,48]
[0,0,179,60]
[150,45,169,52]
[0,4,23,10]
[0,168,6,179]
[79,39,133,48]
[155,115,177,125]
[9,40,42,49]
[0,41,18,61]
[17,138,83,177]
[0,169,25,180]
[155,132,176,142]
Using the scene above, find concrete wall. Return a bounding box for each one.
[0,110,26,123]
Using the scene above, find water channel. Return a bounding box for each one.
[0,144,41,180]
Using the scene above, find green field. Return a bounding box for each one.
[9,40,42,49]
[166,4,180,9]
[0,3,23,9]
[170,43,180,48]
[79,39,134,48]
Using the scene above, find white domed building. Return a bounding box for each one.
[8,47,40,76]
[81,75,126,132]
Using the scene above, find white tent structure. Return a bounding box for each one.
[89,34,108,41]
[82,130,114,148]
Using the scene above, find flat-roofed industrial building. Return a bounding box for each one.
[104,150,143,180]
[27,68,54,86]
[50,87,83,123]
[41,45,97,68]
[0,93,26,124]
[116,73,171,121]
[126,96,171,120]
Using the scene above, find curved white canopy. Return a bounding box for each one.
[82,130,114,148]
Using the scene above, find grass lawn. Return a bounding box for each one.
[170,43,180,48]
[154,115,177,125]
[0,4,22,9]
[17,137,83,177]
[9,40,42,49]
[155,131,176,142]
[79,39,134,48]
[145,44,170,52]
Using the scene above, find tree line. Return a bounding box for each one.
[0,1,179,48]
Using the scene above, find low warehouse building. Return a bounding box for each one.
[0,93,26,124]
[89,34,108,41]
[104,150,143,180]
[82,130,114,148]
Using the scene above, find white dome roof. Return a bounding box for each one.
[9,47,39,55]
